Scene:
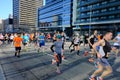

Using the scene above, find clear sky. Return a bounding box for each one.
[0,0,12,19]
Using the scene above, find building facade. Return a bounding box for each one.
[0,19,4,33]
[38,0,73,36]
[3,18,13,33]
[73,0,120,35]
[13,0,43,32]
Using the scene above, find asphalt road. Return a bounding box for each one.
[0,42,120,80]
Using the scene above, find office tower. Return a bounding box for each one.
[13,0,43,32]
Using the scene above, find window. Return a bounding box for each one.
[81,19,85,22]
[109,0,116,2]
[93,3,100,7]
[118,6,120,9]
[109,15,115,19]
[101,16,107,19]
[92,17,99,21]
[116,14,120,18]
[87,12,90,15]
[101,1,107,5]
[101,9,107,12]
[81,6,86,10]
[86,18,90,21]
[93,10,99,14]
[109,7,116,11]
[87,5,92,9]
[81,13,86,16]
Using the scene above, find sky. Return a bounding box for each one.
[0,0,12,19]
[0,0,45,19]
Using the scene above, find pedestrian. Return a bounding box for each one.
[70,33,80,55]
[22,33,29,51]
[47,33,51,42]
[10,34,14,45]
[113,33,120,56]
[50,34,64,74]
[38,33,45,53]
[33,32,39,50]
[13,33,23,57]
[0,33,4,45]
[89,31,114,80]
[87,30,98,61]
[84,33,89,47]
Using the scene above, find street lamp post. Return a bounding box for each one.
[89,5,92,36]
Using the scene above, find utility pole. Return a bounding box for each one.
[89,5,92,36]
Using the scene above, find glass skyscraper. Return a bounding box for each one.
[73,0,120,34]
[38,0,73,36]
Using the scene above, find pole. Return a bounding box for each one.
[89,5,92,36]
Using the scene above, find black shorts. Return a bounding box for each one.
[80,41,83,44]
[114,45,120,49]
[85,40,88,44]
[56,54,62,67]
[15,47,21,51]
[10,39,13,42]
[23,43,27,46]
[89,45,93,49]
[74,44,79,46]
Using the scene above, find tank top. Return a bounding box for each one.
[90,35,98,45]
[102,39,111,59]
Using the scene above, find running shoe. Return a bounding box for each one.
[88,58,94,62]
[89,76,96,80]
[56,70,61,74]
[84,51,88,56]
[97,77,103,80]
[52,59,56,64]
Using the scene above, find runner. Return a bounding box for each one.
[10,34,14,46]
[69,35,75,49]
[0,33,4,45]
[22,33,29,51]
[70,33,80,55]
[38,33,45,53]
[4,33,9,44]
[113,33,120,57]
[61,31,66,49]
[50,34,64,74]
[87,30,98,60]
[52,31,60,42]
[30,33,34,44]
[46,33,51,42]
[84,33,89,48]
[13,33,23,58]
[33,32,39,50]
[89,31,114,80]
[61,32,66,59]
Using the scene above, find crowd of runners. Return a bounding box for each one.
[0,30,120,80]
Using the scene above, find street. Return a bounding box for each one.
[0,42,120,80]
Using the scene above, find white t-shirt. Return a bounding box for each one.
[74,37,80,44]
[114,36,120,46]
[10,35,14,40]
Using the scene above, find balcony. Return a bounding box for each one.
[79,10,120,19]
[78,1,120,13]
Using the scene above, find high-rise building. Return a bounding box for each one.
[13,0,43,32]
[3,14,13,33]
[0,19,4,32]
[38,0,73,36]
[73,0,120,34]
